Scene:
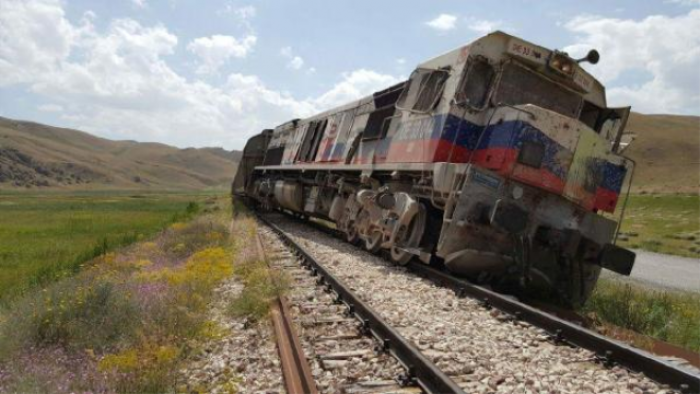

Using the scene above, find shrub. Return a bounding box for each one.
[0,346,108,394]
[169,201,201,223]
[1,276,140,356]
[185,201,200,216]
[583,279,700,352]
[98,342,181,393]
[229,255,289,323]
[161,218,229,258]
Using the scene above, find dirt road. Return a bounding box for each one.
[603,250,700,292]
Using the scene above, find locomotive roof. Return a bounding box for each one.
[271,31,605,132]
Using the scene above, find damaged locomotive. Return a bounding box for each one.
[233,31,636,308]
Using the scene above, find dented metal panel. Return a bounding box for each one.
[564,129,610,210]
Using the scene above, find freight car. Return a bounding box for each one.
[233,31,636,307]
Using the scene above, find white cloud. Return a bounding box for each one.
[38,103,63,112]
[218,3,256,30]
[280,46,306,71]
[466,18,502,35]
[564,10,700,115]
[218,3,256,18]
[0,0,92,86]
[0,0,400,149]
[131,0,146,8]
[280,46,293,58]
[233,5,256,19]
[666,0,700,5]
[314,69,401,109]
[288,56,304,70]
[187,34,257,75]
[426,14,457,32]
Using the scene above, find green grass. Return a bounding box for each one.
[229,259,289,324]
[617,194,699,257]
[0,193,206,301]
[0,199,236,393]
[583,278,700,352]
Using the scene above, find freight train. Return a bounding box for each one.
[233,31,636,307]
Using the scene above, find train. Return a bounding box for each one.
[233,31,636,308]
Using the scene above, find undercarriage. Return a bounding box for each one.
[246,164,633,308]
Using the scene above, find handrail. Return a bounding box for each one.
[613,156,636,244]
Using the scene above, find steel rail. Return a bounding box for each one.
[281,213,700,393]
[256,213,466,394]
[408,262,700,393]
[254,228,318,394]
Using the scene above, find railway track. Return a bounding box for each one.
[256,221,457,393]
[255,209,700,394]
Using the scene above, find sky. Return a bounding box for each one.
[0,0,698,150]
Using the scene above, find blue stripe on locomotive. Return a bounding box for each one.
[346,113,624,193]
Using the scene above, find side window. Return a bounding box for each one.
[363,82,405,140]
[296,119,328,162]
[414,70,449,111]
[397,68,449,113]
[455,56,495,109]
[338,111,355,139]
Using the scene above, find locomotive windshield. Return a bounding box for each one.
[493,63,582,118]
[455,56,496,109]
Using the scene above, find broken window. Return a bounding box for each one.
[296,119,328,162]
[455,56,495,109]
[263,146,285,165]
[363,82,405,140]
[338,110,355,139]
[493,63,582,118]
[579,101,602,131]
[397,68,449,113]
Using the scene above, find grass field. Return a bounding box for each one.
[594,194,700,352]
[0,197,244,393]
[0,193,209,301]
[617,194,700,258]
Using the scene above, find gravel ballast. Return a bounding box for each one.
[269,213,668,394]
[260,228,410,394]
[179,276,285,394]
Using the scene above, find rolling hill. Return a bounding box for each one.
[0,117,240,191]
[625,113,699,194]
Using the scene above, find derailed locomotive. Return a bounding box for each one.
[233,31,636,307]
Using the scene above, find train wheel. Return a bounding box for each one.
[390,203,427,265]
[364,230,382,253]
[346,220,360,244]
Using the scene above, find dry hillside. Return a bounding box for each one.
[0,117,240,191]
[625,113,699,194]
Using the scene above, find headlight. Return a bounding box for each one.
[549,52,576,77]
